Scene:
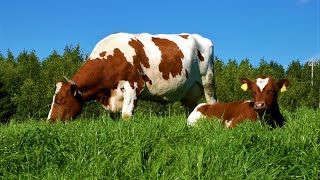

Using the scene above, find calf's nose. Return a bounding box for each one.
[254,101,266,110]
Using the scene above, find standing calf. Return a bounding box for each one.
[187,76,289,128]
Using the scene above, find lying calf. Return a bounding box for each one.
[187,76,289,128]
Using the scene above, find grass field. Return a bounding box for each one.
[1,107,320,179]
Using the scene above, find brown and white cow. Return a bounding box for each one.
[47,33,217,122]
[187,76,289,128]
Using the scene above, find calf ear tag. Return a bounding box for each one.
[280,85,287,92]
[241,83,248,91]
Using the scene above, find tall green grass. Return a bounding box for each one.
[1,108,320,179]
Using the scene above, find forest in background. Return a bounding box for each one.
[0,45,319,123]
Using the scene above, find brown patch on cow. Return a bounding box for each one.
[185,69,189,79]
[99,51,107,57]
[197,50,204,61]
[197,101,257,128]
[180,35,189,39]
[74,48,145,94]
[152,37,184,80]
[142,75,152,85]
[128,38,150,70]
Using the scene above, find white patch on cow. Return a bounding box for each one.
[225,118,233,128]
[101,81,125,112]
[47,82,62,119]
[89,33,216,107]
[256,78,269,92]
[243,100,253,103]
[136,33,213,102]
[110,91,123,112]
[108,89,124,112]
[187,103,206,126]
[89,33,136,65]
[121,81,138,119]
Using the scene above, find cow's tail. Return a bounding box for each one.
[192,34,217,103]
[204,49,217,103]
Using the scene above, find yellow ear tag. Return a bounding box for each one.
[241,83,248,91]
[280,85,287,92]
[73,91,77,96]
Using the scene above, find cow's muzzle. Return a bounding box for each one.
[254,101,267,110]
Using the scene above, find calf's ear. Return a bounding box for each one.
[240,78,252,91]
[277,79,289,92]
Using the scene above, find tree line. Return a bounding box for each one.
[0,45,319,123]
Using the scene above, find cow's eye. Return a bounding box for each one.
[55,97,63,104]
[55,100,61,105]
[252,92,256,96]
[268,90,274,95]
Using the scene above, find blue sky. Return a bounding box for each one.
[0,0,319,68]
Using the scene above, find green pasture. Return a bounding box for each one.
[0,107,320,179]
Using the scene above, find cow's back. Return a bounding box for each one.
[88,33,214,103]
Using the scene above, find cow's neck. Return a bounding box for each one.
[70,61,109,102]
[258,103,284,128]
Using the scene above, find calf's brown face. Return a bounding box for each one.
[47,81,83,122]
[240,76,289,111]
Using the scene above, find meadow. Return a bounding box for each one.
[0,107,320,179]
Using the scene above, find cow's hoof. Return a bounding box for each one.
[122,113,131,120]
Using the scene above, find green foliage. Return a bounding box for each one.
[0,52,17,122]
[0,109,320,179]
[0,46,86,121]
[0,80,14,123]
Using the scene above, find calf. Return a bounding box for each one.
[187,76,289,128]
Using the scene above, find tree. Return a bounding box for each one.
[286,60,302,79]
[255,58,274,77]
[217,59,241,102]
[279,61,306,110]
[269,60,285,79]
[62,44,85,77]
[6,49,16,65]
[0,52,16,121]
[237,58,255,100]
[0,80,14,123]
[12,50,42,118]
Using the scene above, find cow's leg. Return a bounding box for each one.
[121,80,145,120]
[110,112,121,120]
[181,100,198,116]
[202,69,217,103]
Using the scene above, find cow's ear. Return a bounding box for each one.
[240,78,252,91]
[277,79,289,92]
[70,84,80,97]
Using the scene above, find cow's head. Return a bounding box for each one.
[47,80,83,122]
[240,76,289,112]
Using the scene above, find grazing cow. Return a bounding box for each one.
[48,33,217,122]
[187,76,289,128]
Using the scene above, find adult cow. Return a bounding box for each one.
[48,33,217,122]
[187,76,289,128]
